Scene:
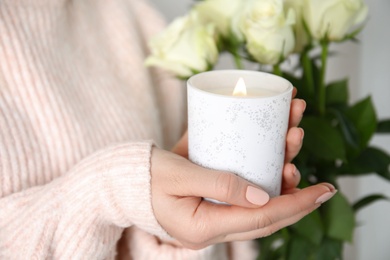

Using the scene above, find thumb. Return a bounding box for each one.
[184,163,270,208]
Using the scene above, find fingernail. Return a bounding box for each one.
[299,128,305,141]
[246,186,270,206]
[301,99,307,111]
[321,183,336,191]
[315,190,337,204]
[292,164,297,177]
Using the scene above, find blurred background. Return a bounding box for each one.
[149,0,390,259]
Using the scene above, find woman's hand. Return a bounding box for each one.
[171,88,306,195]
[151,90,336,249]
[151,149,336,249]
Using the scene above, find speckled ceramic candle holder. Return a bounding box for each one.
[187,70,293,199]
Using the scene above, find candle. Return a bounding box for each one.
[207,86,280,97]
[187,70,293,200]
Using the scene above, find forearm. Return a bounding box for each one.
[0,141,167,259]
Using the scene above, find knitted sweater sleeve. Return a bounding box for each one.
[0,142,169,259]
[131,0,187,150]
[0,0,258,259]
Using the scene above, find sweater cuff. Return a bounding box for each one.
[99,141,169,239]
[66,141,170,239]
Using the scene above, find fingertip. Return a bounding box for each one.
[315,189,338,204]
[282,163,301,191]
[290,99,306,127]
[285,128,304,163]
[299,99,307,112]
[319,182,336,192]
[290,164,301,182]
[245,186,270,206]
[290,163,297,177]
[293,98,306,113]
[290,127,304,144]
[299,127,305,140]
[292,87,297,98]
[282,163,296,178]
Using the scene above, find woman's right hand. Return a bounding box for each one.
[151,147,336,250]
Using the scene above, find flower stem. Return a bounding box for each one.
[273,64,282,76]
[318,41,329,116]
[301,50,314,98]
[233,51,244,70]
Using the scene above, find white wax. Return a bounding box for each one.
[187,70,293,198]
[206,87,280,97]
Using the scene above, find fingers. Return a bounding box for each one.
[191,183,337,245]
[281,163,301,194]
[292,87,297,99]
[282,95,305,193]
[151,147,338,250]
[184,165,270,208]
[289,98,306,128]
[284,97,305,165]
[152,148,269,208]
[222,202,317,242]
[285,127,304,163]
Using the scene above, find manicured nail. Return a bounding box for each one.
[246,186,270,206]
[321,183,336,191]
[301,99,307,111]
[292,164,297,177]
[315,190,337,204]
[299,127,305,141]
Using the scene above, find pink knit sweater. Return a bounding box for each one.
[0,0,257,259]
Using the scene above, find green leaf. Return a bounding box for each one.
[353,194,389,212]
[286,235,315,260]
[377,119,390,133]
[291,210,324,245]
[314,237,343,260]
[257,230,288,260]
[330,108,359,149]
[341,147,390,180]
[300,117,346,161]
[322,192,355,242]
[326,79,349,106]
[345,97,377,149]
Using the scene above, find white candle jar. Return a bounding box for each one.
[187,70,293,198]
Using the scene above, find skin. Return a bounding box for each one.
[151,88,336,250]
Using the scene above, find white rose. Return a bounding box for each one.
[193,0,242,37]
[298,0,368,41]
[284,0,309,52]
[145,13,218,78]
[234,0,295,65]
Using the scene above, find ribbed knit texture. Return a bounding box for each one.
[0,0,257,259]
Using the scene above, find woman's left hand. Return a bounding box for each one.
[172,87,306,196]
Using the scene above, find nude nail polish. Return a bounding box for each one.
[315,190,337,204]
[246,186,270,206]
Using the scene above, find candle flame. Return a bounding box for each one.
[232,77,247,96]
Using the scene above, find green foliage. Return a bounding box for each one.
[326,79,349,106]
[255,41,390,259]
[149,1,389,257]
[340,147,390,181]
[353,194,389,212]
[345,97,377,149]
[300,117,346,161]
[322,193,355,242]
[377,119,390,133]
[291,210,324,245]
[189,2,390,257]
